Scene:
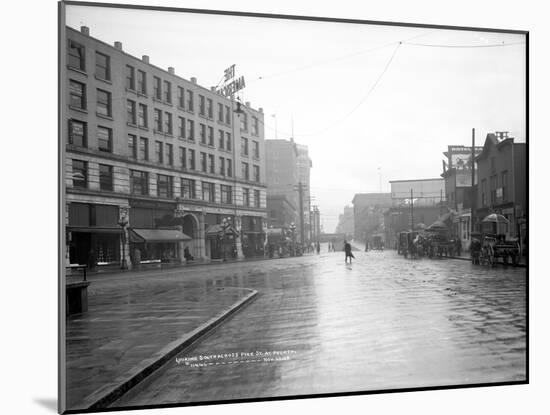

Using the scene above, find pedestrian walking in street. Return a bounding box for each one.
[344,240,355,264]
[316,241,320,254]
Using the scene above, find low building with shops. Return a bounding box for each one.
[474,132,527,251]
[384,178,445,248]
[63,25,267,270]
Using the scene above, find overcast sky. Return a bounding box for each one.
[66,5,526,233]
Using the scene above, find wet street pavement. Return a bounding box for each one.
[66,266,255,410]
[112,248,526,408]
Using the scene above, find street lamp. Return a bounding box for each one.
[118,216,129,270]
[220,216,232,261]
[289,222,296,256]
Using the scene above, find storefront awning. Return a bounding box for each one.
[205,224,239,237]
[129,228,191,243]
[67,226,122,234]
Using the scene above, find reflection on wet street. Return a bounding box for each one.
[113,249,526,407]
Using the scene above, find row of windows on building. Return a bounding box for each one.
[480,170,509,207]
[71,159,261,207]
[69,82,261,157]
[68,39,261,134]
[68,119,261,182]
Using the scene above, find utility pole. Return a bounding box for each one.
[471,128,476,235]
[410,188,414,231]
[298,182,305,245]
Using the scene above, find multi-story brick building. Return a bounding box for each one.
[266,139,299,232]
[475,132,526,247]
[296,144,312,244]
[63,26,267,269]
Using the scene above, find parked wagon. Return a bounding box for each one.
[398,231,419,258]
[478,214,521,266]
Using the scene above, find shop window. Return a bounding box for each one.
[95,204,118,226]
[69,203,90,226]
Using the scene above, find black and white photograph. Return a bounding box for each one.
[55,1,532,413]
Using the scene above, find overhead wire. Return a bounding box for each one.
[403,41,525,48]
[234,41,402,139]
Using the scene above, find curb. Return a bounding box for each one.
[448,256,526,267]
[81,253,317,278]
[80,289,259,410]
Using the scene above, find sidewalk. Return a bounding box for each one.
[449,252,527,267]
[71,253,313,279]
[65,267,257,410]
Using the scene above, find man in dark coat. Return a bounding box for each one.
[344,240,355,264]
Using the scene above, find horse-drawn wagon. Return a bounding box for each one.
[478,214,520,266]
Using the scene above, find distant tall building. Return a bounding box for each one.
[296,144,312,244]
[335,205,355,239]
[265,139,299,231]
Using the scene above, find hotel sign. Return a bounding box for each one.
[216,64,246,98]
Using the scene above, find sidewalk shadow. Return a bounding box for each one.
[34,398,57,412]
